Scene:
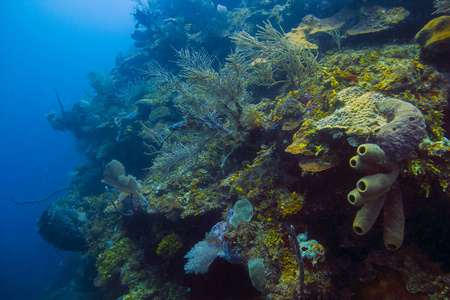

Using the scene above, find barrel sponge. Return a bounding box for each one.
[248,258,265,292]
[375,97,426,162]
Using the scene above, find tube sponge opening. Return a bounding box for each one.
[357,144,386,163]
[349,155,375,171]
[383,182,404,250]
[348,188,372,206]
[356,170,399,198]
[353,194,386,235]
[352,143,396,172]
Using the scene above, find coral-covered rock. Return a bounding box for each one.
[415,16,450,59]
[286,6,410,49]
[347,6,410,36]
[375,97,427,162]
[131,29,147,41]
[285,11,348,49]
[315,87,386,137]
[37,206,87,252]
[314,87,426,162]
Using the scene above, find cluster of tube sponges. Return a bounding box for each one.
[348,143,404,250]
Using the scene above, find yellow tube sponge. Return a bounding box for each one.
[353,194,386,235]
[349,155,374,172]
[383,182,404,250]
[348,143,405,249]
[348,188,368,206]
[356,169,399,199]
[350,143,396,172]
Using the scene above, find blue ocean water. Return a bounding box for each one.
[0,1,134,299]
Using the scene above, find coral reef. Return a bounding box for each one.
[39,1,450,299]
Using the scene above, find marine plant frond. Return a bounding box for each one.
[230,30,262,55]
[219,51,251,101]
[231,21,320,90]
[176,48,217,81]
[170,48,251,130]
[433,0,450,15]
[140,120,169,147]
[223,51,250,80]
[143,61,178,86]
[255,21,287,42]
[149,131,215,181]
[114,76,148,104]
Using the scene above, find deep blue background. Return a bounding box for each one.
[0,1,134,298]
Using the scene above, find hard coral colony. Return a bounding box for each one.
[38,0,450,299]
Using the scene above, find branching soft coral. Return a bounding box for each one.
[433,0,450,15]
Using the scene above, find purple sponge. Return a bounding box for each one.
[375,97,426,162]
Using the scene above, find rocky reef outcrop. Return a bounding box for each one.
[314,87,426,162]
[37,206,88,252]
[415,16,450,65]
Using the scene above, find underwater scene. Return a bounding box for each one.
[4,0,450,299]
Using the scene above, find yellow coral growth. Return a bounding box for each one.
[308,240,326,265]
[297,156,340,173]
[277,252,300,296]
[264,229,283,248]
[156,233,183,259]
[242,104,266,130]
[278,191,304,217]
[415,16,450,51]
[285,136,312,155]
[96,237,137,283]
[314,87,387,137]
[285,128,315,155]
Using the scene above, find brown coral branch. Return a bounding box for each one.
[288,225,304,298]
[9,187,70,205]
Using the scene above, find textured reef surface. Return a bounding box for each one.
[39,0,450,299]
